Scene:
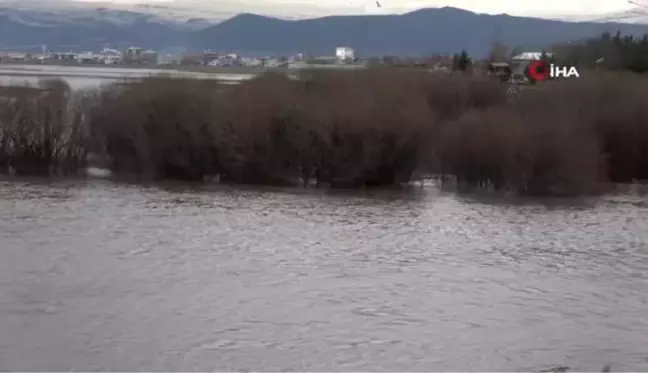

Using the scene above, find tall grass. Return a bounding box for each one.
[1,70,647,197]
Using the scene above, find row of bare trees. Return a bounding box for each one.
[1,69,647,196]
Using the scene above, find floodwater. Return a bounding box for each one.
[1,178,647,371]
[0,64,254,90]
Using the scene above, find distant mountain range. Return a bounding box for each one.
[1,1,648,57]
[193,9,648,57]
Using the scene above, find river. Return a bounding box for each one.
[0,64,255,90]
[1,178,647,371]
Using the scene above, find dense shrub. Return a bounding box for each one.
[547,73,648,183]
[435,107,606,196]
[1,69,647,197]
[87,77,223,180]
[0,79,86,176]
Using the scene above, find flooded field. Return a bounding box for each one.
[0,64,254,89]
[1,178,647,371]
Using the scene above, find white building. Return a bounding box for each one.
[141,50,158,64]
[124,47,143,63]
[100,48,122,64]
[240,57,263,67]
[510,52,555,82]
[75,51,96,63]
[511,52,554,61]
[264,58,281,67]
[207,54,238,67]
[3,52,27,61]
[336,47,355,61]
[53,52,76,61]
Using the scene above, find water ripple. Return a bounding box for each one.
[1,179,647,371]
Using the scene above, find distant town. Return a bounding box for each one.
[0,45,551,83]
[0,45,464,71]
[0,46,359,68]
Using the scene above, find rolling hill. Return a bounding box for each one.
[195,7,648,57]
[1,2,648,57]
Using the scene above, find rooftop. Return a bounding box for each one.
[512,52,555,60]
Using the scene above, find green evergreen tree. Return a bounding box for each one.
[614,29,622,44]
[555,31,648,73]
[600,31,611,41]
[457,50,471,71]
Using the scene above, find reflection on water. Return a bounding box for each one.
[0,64,255,90]
[0,74,117,90]
[1,178,647,371]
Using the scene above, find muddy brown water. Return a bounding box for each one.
[1,178,647,371]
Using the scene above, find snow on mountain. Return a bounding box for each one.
[0,0,202,51]
[2,0,648,55]
[0,0,228,28]
[5,0,644,30]
[0,0,352,29]
[563,9,648,24]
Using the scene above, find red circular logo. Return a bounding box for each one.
[527,60,549,81]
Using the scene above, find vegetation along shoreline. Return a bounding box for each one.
[1,32,648,198]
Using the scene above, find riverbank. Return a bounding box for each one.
[0,61,298,75]
[1,69,647,197]
[0,61,367,80]
[0,63,258,82]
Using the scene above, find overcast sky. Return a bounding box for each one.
[74,0,637,18]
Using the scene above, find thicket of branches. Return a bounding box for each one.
[1,67,647,196]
